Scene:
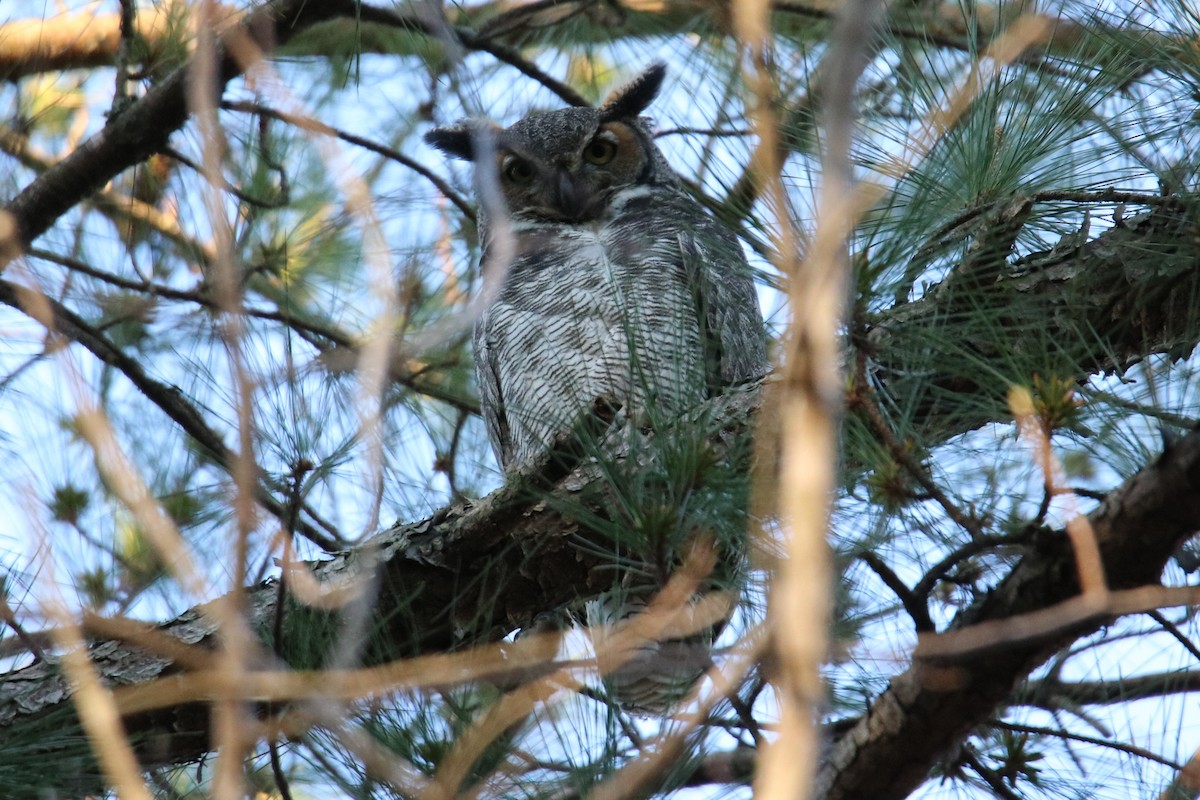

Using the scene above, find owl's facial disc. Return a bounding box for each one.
[495,122,646,223]
[496,149,607,222]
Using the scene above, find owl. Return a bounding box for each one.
[426,64,767,712]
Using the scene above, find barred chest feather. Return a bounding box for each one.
[478,189,711,469]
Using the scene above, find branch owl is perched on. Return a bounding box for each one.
[426,64,767,712]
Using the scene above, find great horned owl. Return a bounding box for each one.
[426,64,767,712]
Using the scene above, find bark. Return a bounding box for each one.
[0,387,761,770]
[0,1,1181,82]
[815,426,1200,800]
[3,0,363,251]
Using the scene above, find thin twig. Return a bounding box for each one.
[988,719,1187,771]
[268,740,294,800]
[220,100,475,220]
[959,748,1024,800]
[857,551,933,632]
[350,3,590,108]
[161,145,288,209]
[1147,610,1200,665]
[475,0,597,39]
[656,126,754,138]
[27,247,345,343]
[0,592,47,662]
[851,345,986,539]
[910,534,1024,602]
[452,33,590,108]
[917,585,1200,661]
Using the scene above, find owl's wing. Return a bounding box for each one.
[473,308,514,470]
[679,217,769,390]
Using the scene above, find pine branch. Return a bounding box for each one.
[3,0,357,251]
[869,202,1200,442]
[815,425,1200,800]
[0,385,762,771]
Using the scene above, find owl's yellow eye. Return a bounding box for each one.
[583,139,617,165]
[503,157,535,184]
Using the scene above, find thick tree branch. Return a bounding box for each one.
[3,0,357,251]
[2,2,1181,82]
[870,202,1200,441]
[0,386,761,771]
[815,426,1200,800]
[0,4,193,81]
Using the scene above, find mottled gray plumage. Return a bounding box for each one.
[427,64,767,470]
[426,64,766,712]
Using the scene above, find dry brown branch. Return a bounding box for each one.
[114,632,566,716]
[27,495,155,800]
[0,383,764,766]
[0,2,205,81]
[916,584,1200,660]
[1010,385,1107,595]
[815,427,1200,800]
[1159,744,1200,800]
[751,0,881,797]
[47,619,154,800]
[3,0,360,253]
[588,625,768,800]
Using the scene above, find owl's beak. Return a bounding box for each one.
[553,169,597,222]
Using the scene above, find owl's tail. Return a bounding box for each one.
[586,591,731,715]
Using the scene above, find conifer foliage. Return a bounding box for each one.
[1,1,1200,798]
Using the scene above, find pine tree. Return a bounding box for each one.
[2,0,1200,798]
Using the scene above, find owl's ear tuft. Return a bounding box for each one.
[425,123,475,161]
[599,63,667,120]
[425,121,500,161]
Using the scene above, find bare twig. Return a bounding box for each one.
[916,584,1200,661]
[220,100,476,220]
[988,719,1186,772]
[857,551,934,632]
[1148,610,1200,664]
[852,346,986,539]
[959,748,1023,800]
